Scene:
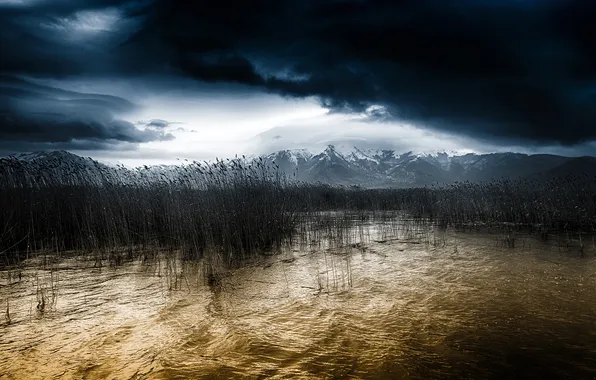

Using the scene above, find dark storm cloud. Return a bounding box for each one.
[2,0,596,148]
[0,0,145,77]
[0,76,174,151]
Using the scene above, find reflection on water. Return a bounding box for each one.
[1,227,596,379]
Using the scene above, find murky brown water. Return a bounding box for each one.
[1,227,596,379]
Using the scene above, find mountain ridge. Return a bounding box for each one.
[261,145,596,187]
[2,147,595,188]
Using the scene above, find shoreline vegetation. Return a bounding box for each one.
[1,156,595,272]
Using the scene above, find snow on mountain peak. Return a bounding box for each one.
[284,149,314,165]
[411,149,473,159]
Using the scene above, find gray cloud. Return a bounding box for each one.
[146,119,170,128]
[122,0,596,148]
[2,0,596,152]
[0,75,174,152]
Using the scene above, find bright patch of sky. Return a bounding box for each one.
[33,77,596,166]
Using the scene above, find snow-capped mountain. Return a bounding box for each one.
[1,148,594,188]
[261,145,594,187]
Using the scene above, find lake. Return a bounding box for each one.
[1,223,595,379]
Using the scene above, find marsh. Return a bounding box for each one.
[2,222,595,379]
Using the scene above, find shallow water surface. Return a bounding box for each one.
[1,231,596,379]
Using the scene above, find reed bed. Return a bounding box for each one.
[288,176,596,233]
[1,154,594,269]
[0,158,299,271]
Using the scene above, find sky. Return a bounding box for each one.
[1,0,595,165]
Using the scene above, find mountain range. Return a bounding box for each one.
[262,145,596,187]
[1,147,595,188]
